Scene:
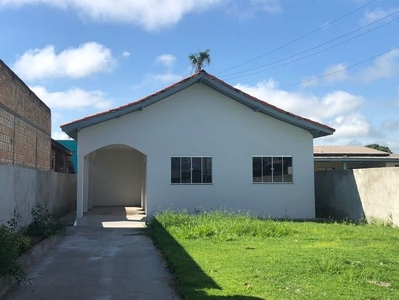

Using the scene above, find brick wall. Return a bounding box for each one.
[0,59,51,171]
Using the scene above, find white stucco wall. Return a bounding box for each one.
[0,164,76,227]
[77,83,315,219]
[90,147,144,206]
[315,168,399,225]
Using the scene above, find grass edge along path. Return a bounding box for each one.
[147,210,399,300]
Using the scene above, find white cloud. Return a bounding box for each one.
[382,119,399,132]
[52,131,70,140]
[320,91,363,118]
[133,72,183,91]
[234,79,380,144]
[0,0,283,30]
[13,42,116,81]
[151,72,182,83]
[235,80,362,121]
[329,114,371,139]
[323,112,392,149]
[31,86,112,110]
[226,0,281,19]
[249,0,281,13]
[122,51,130,57]
[304,50,399,86]
[0,0,222,31]
[155,54,177,68]
[315,113,383,148]
[358,49,399,83]
[303,63,348,86]
[361,8,398,24]
[323,63,349,83]
[387,141,399,154]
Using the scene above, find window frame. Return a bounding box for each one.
[252,155,293,184]
[171,156,213,185]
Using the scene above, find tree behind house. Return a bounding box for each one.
[365,143,393,154]
[189,49,211,73]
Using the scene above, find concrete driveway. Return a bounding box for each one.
[4,208,180,300]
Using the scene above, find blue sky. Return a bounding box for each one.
[1,0,398,152]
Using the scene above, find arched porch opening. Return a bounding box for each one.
[83,144,147,214]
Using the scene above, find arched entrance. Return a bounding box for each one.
[84,144,146,212]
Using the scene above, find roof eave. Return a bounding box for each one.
[314,157,399,163]
[51,138,73,155]
[200,76,334,138]
[61,74,204,139]
[61,71,335,139]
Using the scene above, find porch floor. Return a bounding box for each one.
[75,206,147,228]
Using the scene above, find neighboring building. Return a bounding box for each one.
[314,145,399,171]
[57,140,77,172]
[0,59,77,228]
[0,59,51,171]
[61,71,335,219]
[51,139,75,174]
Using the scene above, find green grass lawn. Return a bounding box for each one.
[148,210,399,300]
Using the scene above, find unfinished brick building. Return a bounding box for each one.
[0,59,51,171]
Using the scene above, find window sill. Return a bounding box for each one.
[252,182,294,184]
[170,183,213,185]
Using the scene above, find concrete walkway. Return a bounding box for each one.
[4,208,180,300]
[75,207,148,228]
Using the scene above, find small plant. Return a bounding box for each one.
[1,206,66,285]
[6,211,31,254]
[358,213,395,228]
[366,215,395,228]
[7,211,22,234]
[27,204,66,238]
[0,211,31,284]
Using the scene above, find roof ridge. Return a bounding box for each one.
[61,71,335,139]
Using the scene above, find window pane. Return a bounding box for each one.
[283,157,293,182]
[262,157,272,182]
[181,157,191,183]
[273,157,283,182]
[202,157,212,183]
[252,157,262,182]
[192,157,201,183]
[171,157,181,183]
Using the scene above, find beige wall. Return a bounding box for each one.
[0,164,76,227]
[315,167,399,225]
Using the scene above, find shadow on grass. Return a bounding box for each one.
[148,218,263,300]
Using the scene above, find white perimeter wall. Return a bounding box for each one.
[315,168,399,225]
[0,165,76,227]
[77,83,315,218]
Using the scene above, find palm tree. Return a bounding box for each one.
[189,49,211,73]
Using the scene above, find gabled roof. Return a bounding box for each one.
[314,146,389,157]
[314,145,399,163]
[51,139,73,156]
[51,139,75,174]
[61,70,335,140]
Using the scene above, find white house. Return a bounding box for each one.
[61,71,335,220]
